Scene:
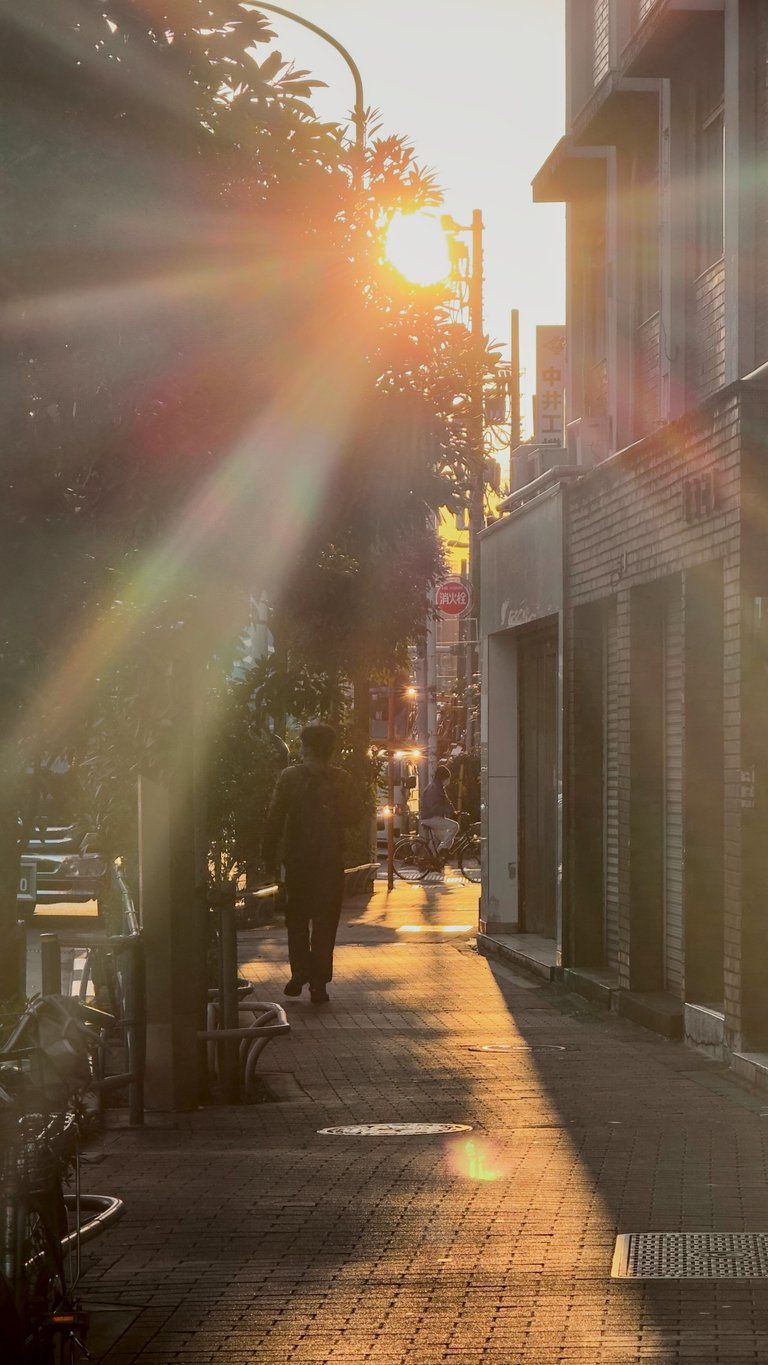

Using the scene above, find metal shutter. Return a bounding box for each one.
[663,583,684,992]
[603,602,620,971]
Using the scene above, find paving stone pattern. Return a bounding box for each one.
[86,882,768,1362]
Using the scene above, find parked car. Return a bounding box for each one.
[17,823,109,920]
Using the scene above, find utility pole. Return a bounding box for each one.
[468,209,485,621]
[509,308,521,488]
[386,682,395,891]
[466,209,484,753]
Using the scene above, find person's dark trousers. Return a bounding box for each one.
[284,869,344,987]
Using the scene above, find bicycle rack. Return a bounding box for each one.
[37,860,146,1124]
[62,1192,125,1250]
[198,997,291,1099]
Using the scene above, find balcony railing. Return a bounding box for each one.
[593,0,610,86]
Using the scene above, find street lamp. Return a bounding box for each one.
[382,206,486,754]
[251,4,365,157]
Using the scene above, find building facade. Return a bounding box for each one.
[480,0,768,1072]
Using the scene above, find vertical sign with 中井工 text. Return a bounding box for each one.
[535,325,566,447]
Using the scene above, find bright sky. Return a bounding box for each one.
[260,0,566,435]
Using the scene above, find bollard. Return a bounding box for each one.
[218,889,240,1103]
[40,933,62,997]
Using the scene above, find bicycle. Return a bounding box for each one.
[0,996,125,1363]
[393,811,482,883]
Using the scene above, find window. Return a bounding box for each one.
[631,132,660,326]
[697,79,724,273]
[586,224,607,364]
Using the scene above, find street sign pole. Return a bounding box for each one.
[387,682,395,891]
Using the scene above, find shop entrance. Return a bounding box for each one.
[519,621,558,939]
[684,562,724,1007]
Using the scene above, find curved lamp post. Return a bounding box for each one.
[252,3,365,155]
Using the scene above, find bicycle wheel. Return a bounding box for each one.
[459,839,482,883]
[393,837,431,882]
[18,1198,70,1364]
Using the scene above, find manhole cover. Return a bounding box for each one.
[467,1044,566,1053]
[318,1122,473,1136]
[612,1233,768,1279]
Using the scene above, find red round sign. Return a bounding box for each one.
[435,577,472,618]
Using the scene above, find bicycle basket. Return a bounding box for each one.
[3,998,100,1106]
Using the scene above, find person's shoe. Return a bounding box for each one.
[310,986,330,1004]
[283,977,305,997]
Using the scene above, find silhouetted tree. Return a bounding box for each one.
[0,3,495,974]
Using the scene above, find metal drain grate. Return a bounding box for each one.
[612,1232,768,1279]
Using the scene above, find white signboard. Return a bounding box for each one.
[17,857,37,904]
[535,325,566,447]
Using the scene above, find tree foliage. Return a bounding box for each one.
[0,2,496,950]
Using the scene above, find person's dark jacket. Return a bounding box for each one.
[262,759,355,880]
[420,779,456,822]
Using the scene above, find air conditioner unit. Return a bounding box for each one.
[566,416,610,467]
[511,443,568,492]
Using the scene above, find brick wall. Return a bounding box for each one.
[565,391,742,1017]
[755,4,768,367]
[635,311,660,436]
[688,260,726,404]
[592,0,610,86]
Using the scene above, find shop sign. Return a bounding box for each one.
[535,325,566,447]
[435,577,472,618]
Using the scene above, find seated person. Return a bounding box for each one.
[420,764,459,853]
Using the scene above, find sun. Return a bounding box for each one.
[384,211,452,287]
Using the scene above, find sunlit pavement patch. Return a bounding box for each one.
[396,924,474,934]
[318,1122,473,1136]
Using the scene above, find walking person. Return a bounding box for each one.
[262,723,355,1004]
[420,763,459,856]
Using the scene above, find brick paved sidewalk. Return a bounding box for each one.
[85,880,768,1363]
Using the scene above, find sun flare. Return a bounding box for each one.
[384,211,452,287]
